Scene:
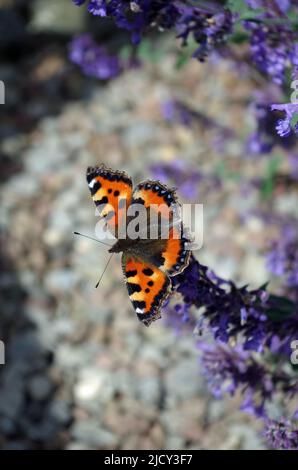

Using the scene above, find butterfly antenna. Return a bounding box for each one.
[95,253,114,288]
[73,231,112,247]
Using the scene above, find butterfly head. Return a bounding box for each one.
[108,238,134,254]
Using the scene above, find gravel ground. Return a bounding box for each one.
[2,34,298,449]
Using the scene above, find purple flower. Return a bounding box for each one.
[276,118,291,137]
[198,341,297,417]
[246,91,297,155]
[73,0,179,44]
[171,256,298,355]
[271,103,298,138]
[264,418,298,450]
[72,1,234,56]
[288,154,298,179]
[87,0,107,16]
[266,223,298,291]
[150,159,222,202]
[176,6,234,61]
[69,34,122,80]
[161,99,193,127]
[244,14,298,85]
[245,0,290,14]
[162,302,196,336]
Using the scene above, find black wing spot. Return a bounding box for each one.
[133,300,146,310]
[147,280,154,286]
[108,188,113,194]
[126,270,137,278]
[90,181,101,196]
[114,190,120,197]
[142,268,154,276]
[145,288,150,293]
[95,196,108,206]
[133,197,144,205]
[127,283,142,295]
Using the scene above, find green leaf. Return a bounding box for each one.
[227,0,265,19]
[230,31,250,44]
[119,44,133,61]
[260,154,283,200]
[175,49,190,69]
[265,294,296,322]
[214,161,241,182]
[137,39,164,63]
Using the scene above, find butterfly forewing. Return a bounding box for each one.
[122,253,171,326]
[86,165,132,238]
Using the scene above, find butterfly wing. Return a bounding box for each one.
[122,253,171,326]
[86,164,132,238]
[132,180,191,276]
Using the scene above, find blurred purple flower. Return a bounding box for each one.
[266,223,298,291]
[198,341,296,417]
[161,99,193,126]
[245,0,290,14]
[271,103,298,138]
[150,159,221,201]
[246,92,296,156]
[162,302,196,336]
[244,14,298,85]
[288,154,298,179]
[69,34,123,80]
[88,0,107,16]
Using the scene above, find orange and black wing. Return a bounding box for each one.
[122,253,171,326]
[132,180,191,276]
[86,164,132,238]
[160,225,191,276]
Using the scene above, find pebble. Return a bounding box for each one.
[74,368,114,404]
[164,358,205,405]
[27,375,54,401]
[71,420,117,448]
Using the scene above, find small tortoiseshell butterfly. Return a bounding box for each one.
[86,164,191,326]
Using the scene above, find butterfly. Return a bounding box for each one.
[86,164,191,326]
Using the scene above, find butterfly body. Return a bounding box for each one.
[87,164,191,326]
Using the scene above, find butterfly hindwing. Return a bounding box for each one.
[86,164,132,237]
[122,253,171,326]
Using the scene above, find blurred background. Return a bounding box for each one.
[0,0,297,450]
